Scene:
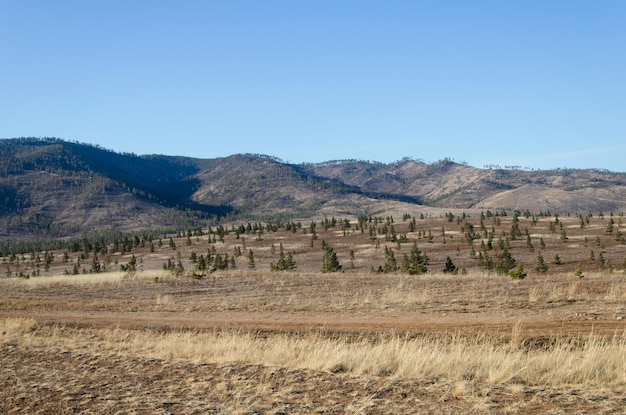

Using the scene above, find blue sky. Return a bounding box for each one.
[1,1,625,171]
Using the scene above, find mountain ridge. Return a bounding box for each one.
[2,137,626,242]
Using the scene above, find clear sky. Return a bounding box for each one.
[1,1,625,171]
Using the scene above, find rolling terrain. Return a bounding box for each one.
[2,137,626,244]
[2,211,626,413]
[2,139,626,413]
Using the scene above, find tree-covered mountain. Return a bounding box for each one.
[2,137,626,242]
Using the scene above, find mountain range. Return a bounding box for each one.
[2,137,626,242]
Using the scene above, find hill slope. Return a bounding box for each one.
[303,158,626,212]
[2,138,626,242]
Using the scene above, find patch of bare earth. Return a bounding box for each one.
[2,340,625,414]
[2,269,626,413]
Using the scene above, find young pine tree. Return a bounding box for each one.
[535,253,548,274]
[382,246,398,273]
[495,249,516,276]
[443,256,457,275]
[401,243,429,275]
[321,245,342,273]
[271,243,296,271]
[247,249,255,270]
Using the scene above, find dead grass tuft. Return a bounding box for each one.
[0,317,37,345]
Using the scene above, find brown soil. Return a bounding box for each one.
[2,212,626,413]
[2,270,626,413]
[3,341,625,415]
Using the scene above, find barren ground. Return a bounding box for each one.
[2,270,626,414]
[2,212,626,413]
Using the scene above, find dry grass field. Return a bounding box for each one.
[2,209,626,413]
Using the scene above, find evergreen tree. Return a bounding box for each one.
[271,243,297,271]
[535,253,548,273]
[212,253,228,271]
[383,246,398,273]
[196,255,207,272]
[120,255,137,274]
[495,249,516,275]
[90,253,101,273]
[401,243,429,275]
[321,245,342,273]
[510,214,521,240]
[443,256,457,274]
[173,259,184,276]
[247,249,256,270]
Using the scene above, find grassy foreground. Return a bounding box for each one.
[3,316,626,388]
[2,269,626,413]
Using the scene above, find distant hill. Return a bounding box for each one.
[301,158,626,213]
[2,138,626,242]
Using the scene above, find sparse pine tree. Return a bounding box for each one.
[90,253,101,273]
[247,249,255,270]
[495,249,516,276]
[321,245,342,273]
[382,246,398,273]
[120,255,137,275]
[196,255,207,272]
[212,253,225,272]
[173,259,184,276]
[510,215,521,240]
[443,256,457,274]
[401,243,429,275]
[535,254,548,274]
[599,251,607,270]
[284,251,296,271]
[271,243,296,271]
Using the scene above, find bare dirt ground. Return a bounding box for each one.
[3,339,625,415]
[1,272,625,337]
[2,212,626,413]
[2,270,626,414]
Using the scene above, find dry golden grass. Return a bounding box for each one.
[3,316,626,413]
[3,270,626,388]
[3,212,626,413]
[13,270,148,287]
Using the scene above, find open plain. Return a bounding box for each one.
[2,211,626,413]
